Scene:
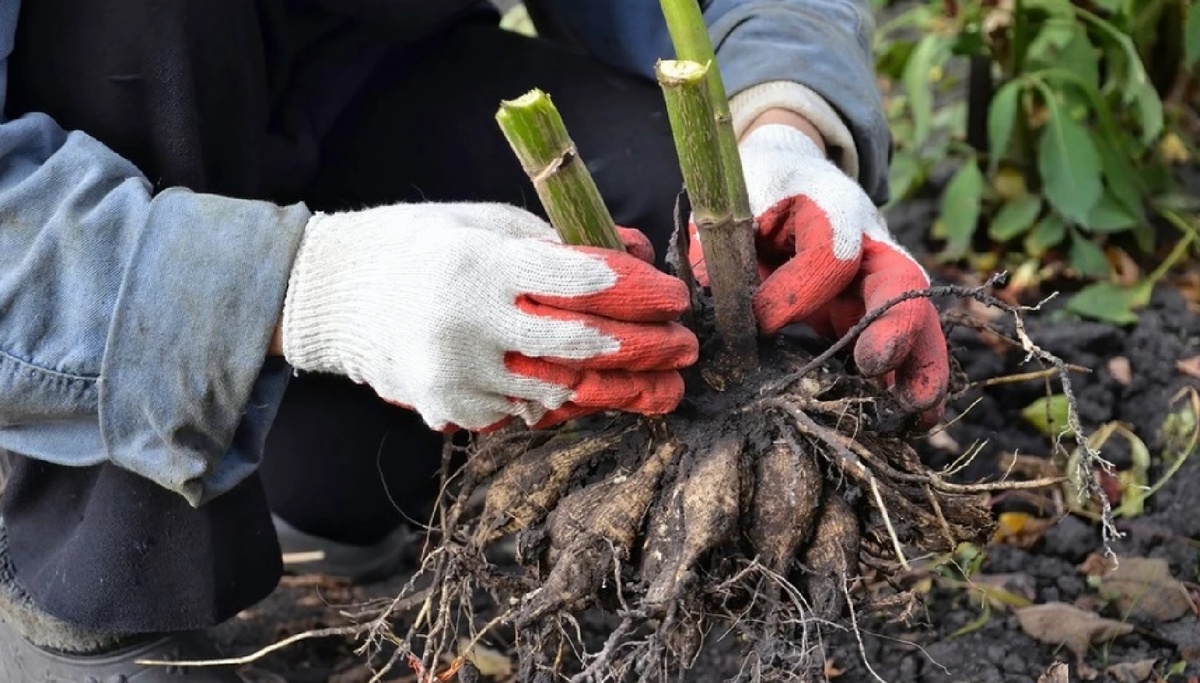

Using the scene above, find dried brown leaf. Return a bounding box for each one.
[457,639,513,678]
[1015,602,1134,658]
[1093,557,1195,622]
[1109,247,1142,287]
[824,657,845,679]
[1037,661,1069,683]
[1105,658,1158,683]
[1177,356,1200,380]
[1108,356,1133,386]
[993,511,1054,549]
[1173,271,1200,313]
[997,452,1061,480]
[972,572,1037,603]
[1077,553,1112,577]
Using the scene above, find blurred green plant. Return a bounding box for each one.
[873,0,1200,324]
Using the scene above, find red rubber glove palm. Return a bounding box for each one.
[690,125,949,425]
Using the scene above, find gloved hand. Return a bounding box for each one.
[280,202,698,433]
[690,124,949,424]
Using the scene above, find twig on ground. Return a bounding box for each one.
[962,366,1090,392]
[136,626,372,668]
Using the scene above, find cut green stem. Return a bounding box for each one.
[657,61,729,224]
[496,89,625,251]
[657,59,759,373]
[658,0,753,225]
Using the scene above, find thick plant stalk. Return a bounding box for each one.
[657,59,759,372]
[658,0,752,225]
[496,89,625,251]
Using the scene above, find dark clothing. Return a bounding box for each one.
[0,10,682,632]
[0,0,885,510]
[4,0,494,201]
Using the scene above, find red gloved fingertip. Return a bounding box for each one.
[851,238,933,377]
[852,300,924,377]
[615,225,655,265]
[892,308,951,413]
[914,400,946,433]
[531,247,692,322]
[527,368,686,430]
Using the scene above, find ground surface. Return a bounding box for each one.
[205,176,1200,682]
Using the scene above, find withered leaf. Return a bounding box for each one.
[993,511,1054,549]
[1037,661,1069,683]
[1177,356,1200,380]
[458,638,514,678]
[1105,658,1158,683]
[1089,556,1196,623]
[1108,356,1133,386]
[1016,602,1134,658]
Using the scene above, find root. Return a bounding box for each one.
[262,271,1107,683]
[798,493,861,622]
[519,439,681,624]
[475,429,630,544]
[641,432,742,609]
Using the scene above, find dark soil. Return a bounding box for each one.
[208,191,1200,682]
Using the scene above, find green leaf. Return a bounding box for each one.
[886,151,926,206]
[1024,213,1068,256]
[1131,82,1165,145]
[1026,21,1077,66]
[876,40,918,80]
[951,28,985,57]
[1115,428,1152,518]
[1037,107,1103,224]
[903,35,949,148]
[987,81,1022,171]
[1133,224,1156,255]
[1065,280,1152,324]
[1188,4,1200,69]
[1022,394,1073,438]
[1089,0,1121,12]
[1068,233,1111,278]
[1086,8,1165,144]
[1023,0,1074,19]
[1058,30,1100,92]
[1084,193,1140,233]
[1154,192,1200,213]
[939,160,986,256]
[1095,136,1144,218]
[989,196,1043,241]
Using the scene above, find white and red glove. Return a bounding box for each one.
[690,124,949,425]
[280,202,698,433]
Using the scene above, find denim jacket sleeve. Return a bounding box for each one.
[0,0,311,507]
[525,0,890,205]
